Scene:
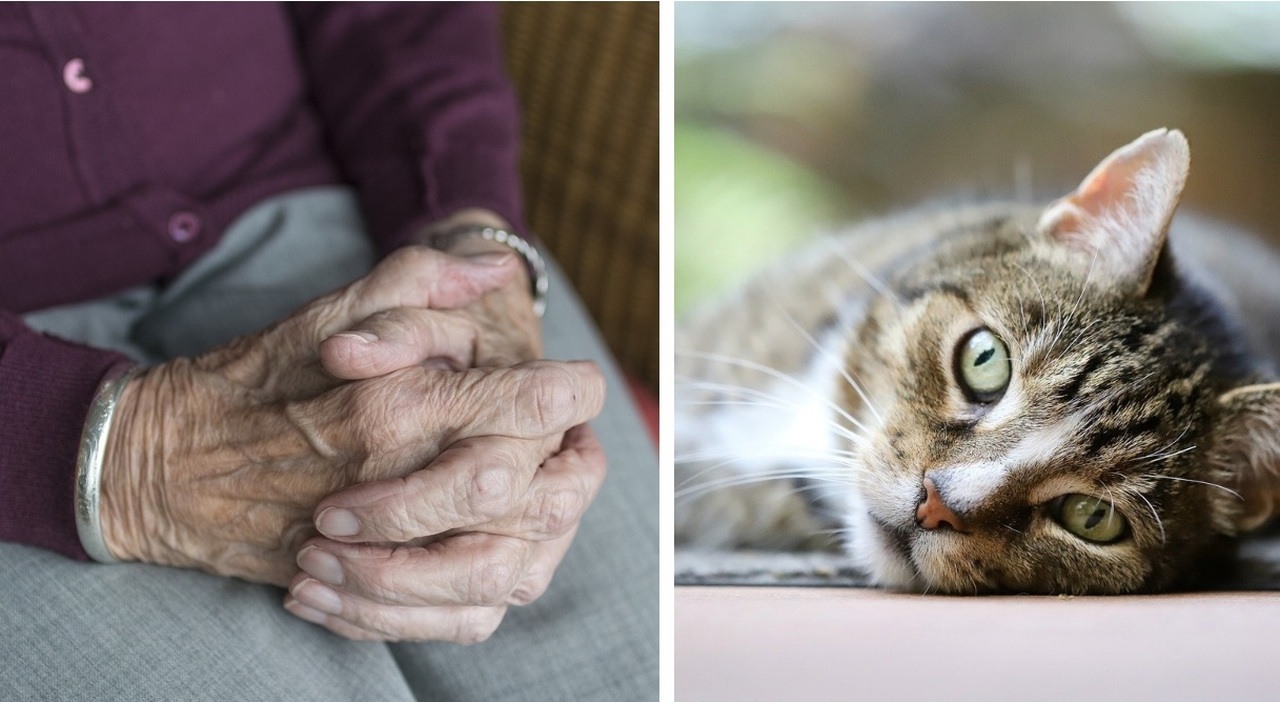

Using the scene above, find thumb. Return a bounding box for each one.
[319,308,479,380]
[357,246,521,312]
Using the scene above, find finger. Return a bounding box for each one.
[353,245,520,317]
[315,424,603,544]
[316,434,554,542]
[446,362,607,441]
[295,533,534,607]
[508,528,578,606]
[313,360,607,460]
[279,246,520,352]
[319,308,479,380]
[283,592,506,644]
[488,424,606,541]
[214,247,519,392]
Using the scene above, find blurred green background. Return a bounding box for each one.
[676,2,1280,314]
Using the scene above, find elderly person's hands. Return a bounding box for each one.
[98,246,607,605]
[285,424,606,642]
[281,211,611,642]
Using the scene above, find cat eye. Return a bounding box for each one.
[1053,494,1129,544]
[955,328,1011,402]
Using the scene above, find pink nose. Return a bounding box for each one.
[916,477,968,532]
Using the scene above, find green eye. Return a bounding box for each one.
[956,328,1011,402]
[1054,494,1129,544]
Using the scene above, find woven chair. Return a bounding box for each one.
[502,2,658,396]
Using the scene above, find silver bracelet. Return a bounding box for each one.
[430,226,549,317]
[74,365,139,564]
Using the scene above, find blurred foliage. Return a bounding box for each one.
[674,123,846,313]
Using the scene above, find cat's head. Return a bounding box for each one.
[843,129,1280,593]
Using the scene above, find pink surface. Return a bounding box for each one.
[678,586,1280,701]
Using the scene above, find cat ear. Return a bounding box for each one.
[1210,383,1280,533]
[1037,128,1190,294]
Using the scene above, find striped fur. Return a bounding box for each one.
[676,130,1280,594]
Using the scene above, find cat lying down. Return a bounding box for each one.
[675,129,1280,594]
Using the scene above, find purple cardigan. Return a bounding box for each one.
[0,2,524,559]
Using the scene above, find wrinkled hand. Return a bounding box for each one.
[318,209,542,375]
[99,246,607,593]
[282,215,610,643]
[283,423,606,642]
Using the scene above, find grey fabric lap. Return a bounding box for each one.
[6,187,657,700]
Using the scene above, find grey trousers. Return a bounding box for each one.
[4,188,658,701]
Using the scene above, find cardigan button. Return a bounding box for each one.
[168,212,201,243]
[63,58,93,93]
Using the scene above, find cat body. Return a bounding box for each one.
[675,130,1280,594]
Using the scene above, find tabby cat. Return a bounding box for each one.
[675,129,1280,594]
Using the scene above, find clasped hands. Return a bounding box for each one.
[100,238,607,644]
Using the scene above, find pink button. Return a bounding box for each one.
[168,212,201,243]
[63,58,92,93]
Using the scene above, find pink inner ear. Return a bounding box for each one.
[1073,145,1152,218]
[1038,128,1190,289]
[1079,167,1111,200]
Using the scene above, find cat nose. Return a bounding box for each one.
[916,477,968,532]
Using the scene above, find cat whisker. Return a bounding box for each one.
[1010,261,1049,325]
[1101,484,1120,535]
[676,380,822,413]
[675,390,872,452]
[1139,474,1243,502]
[1014,280,1031,340]
[677,350,875,436]
[817,234,903,312]
[675,447,858,483]
[680,466,849,494]
[771,303,887,427]
[1132,421,1195,464]
[1130,489,1167,545]
[677,446,860,467]
[1063,246,1102,340]
[675,467,854,499]
[1009,260,1056,358]
[1064,316,1105,352]
[1135,444,1198,466]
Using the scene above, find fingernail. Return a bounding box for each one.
[466,252,512,266]
[293,579,343,615]
[317,507,360,537]
[334,331,378,344]
[297,546,345,586]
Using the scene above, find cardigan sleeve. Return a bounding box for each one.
[0,309,133,560]
[288,2,527,255]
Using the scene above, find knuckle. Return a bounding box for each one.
[396,472,442,539]
[517,367,576,433]
[364,309,405,337]
[324,336,371,374]
[346,379,410,449]
[462,462,515,522]
[534,488,584,537]
[468,559,521,606]
[385,244,427,271]
[453,608,505,645]
[350,547,412,603]
[346,381,383,421]
[508,574,551,606]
